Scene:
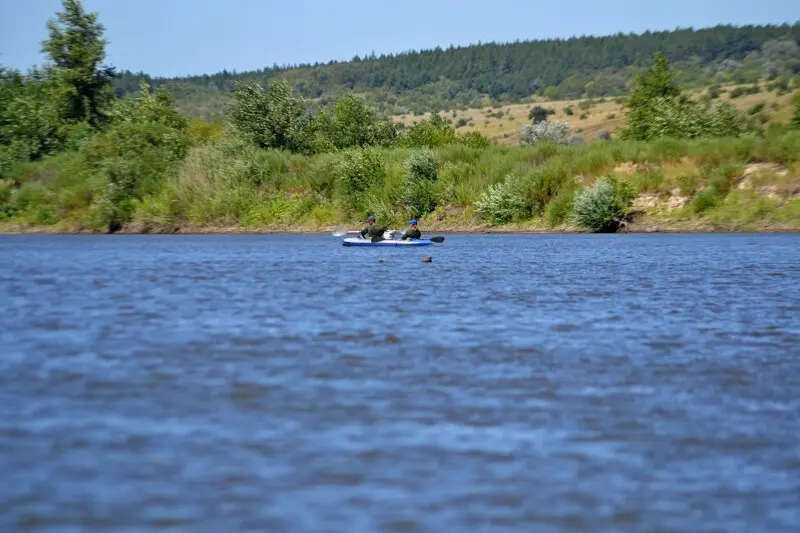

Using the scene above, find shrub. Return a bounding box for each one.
[564,106,575,116]
[545,186,576,227]
[571,177,635,232]
[475,174,530,224]
[690,189,718,214]
[337,148,384,198]
[401,149,438,218]
[457,131,490,148]
[520,120,571,146]
[528,105,555,123]
[792,92,800,130]
[730,85,760,99]
[404,149,437,182]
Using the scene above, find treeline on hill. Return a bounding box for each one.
[2,1,800,235]
[113,24,800,117]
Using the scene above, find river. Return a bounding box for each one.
[1,233,799,532]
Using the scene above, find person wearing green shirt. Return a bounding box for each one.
[360,215,387,239]
[401,219,422,240]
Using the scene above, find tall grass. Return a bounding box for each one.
[4,130,799,232]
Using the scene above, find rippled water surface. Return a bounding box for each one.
[2,233,800,532]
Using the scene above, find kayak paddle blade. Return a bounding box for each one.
[429,236,445,243]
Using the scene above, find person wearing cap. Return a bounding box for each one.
[360,215,387,239]
[401,219,422,240]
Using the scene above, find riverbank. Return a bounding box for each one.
[3,200,799,235]
[3,131,799,236]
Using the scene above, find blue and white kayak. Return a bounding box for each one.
[342,237,434,247]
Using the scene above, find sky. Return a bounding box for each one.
[1,0,799,78]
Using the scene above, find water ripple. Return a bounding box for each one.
[1,233,799,532]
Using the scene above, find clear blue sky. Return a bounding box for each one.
[1,0,799,78]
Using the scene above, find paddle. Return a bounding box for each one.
[371,234,444,243]
[331,228,362,237]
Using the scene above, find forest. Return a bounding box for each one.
[2,0,800,236]
[112,23,800,117]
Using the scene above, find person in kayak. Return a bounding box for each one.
[360,215,387,239]
[401,219,422,240]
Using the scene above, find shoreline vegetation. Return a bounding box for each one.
[2,2,800,237]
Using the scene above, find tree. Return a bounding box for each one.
[621,52,683,140]
[0,67,62,173]
[331,94,375,149]
[229,79,309,152]
[528,105,555,123]
[41,0,115,126]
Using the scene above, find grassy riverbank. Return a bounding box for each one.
[3,130,799,235]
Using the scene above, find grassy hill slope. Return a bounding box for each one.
[114,24,800,118]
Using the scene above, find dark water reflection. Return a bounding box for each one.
[1,233,799,532]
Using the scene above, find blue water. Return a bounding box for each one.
[1,233,799,532]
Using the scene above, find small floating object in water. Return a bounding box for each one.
[422,256,432,263]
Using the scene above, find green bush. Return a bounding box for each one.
[401,149,438,218]
[336,148,385,198]
[404,149,437,182]
[690,189,718,214]
[475,174,530,224]
[545,186,576,227]
[792,92,800,130]
[571,176,635,232]
[0,181,15,219]
[528,106,555,123]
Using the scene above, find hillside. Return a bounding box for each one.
[400,80,799,145]
[113,24,800,119]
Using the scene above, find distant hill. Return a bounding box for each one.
[113,23,800,118]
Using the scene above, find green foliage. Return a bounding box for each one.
[398,114,457,148]
[622,52,683,140]
[564,105,575,116]
[0,68,63,173]
[401,149,438,218]
[330,94,377,149]
[41,0,115,127]
[114,24,800,117]
[690,188,718,214]
[766,77,791,94]
[229,79,309,153]
[528,105,555,123]
[336,148,385,202]
[622,53,753,141]
[404,149,437,182]
[458,131,491,148]
[83,81,190,231]
[571,176,635,232]
[545,186,576,227]
[475,174,530,224]
[729,85,760,98]
[792,92,800,130]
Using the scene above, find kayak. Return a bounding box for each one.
[342,237,434,247]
